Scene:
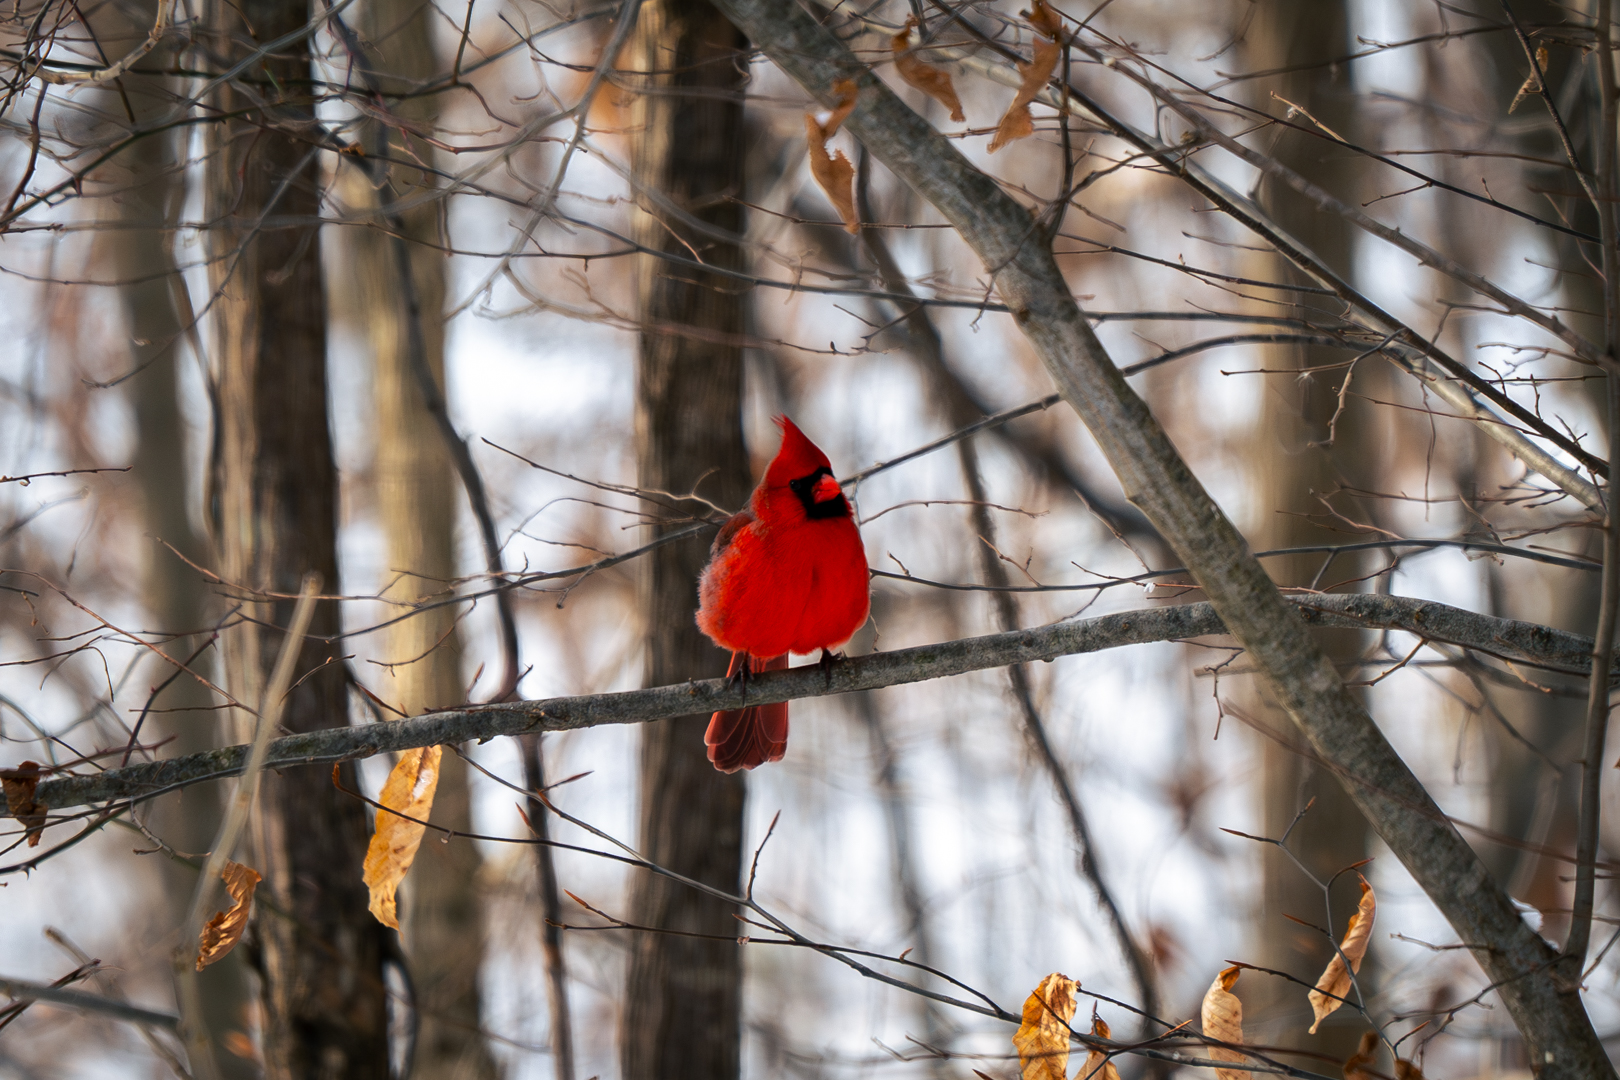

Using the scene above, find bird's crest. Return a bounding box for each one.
[766,416,833,485]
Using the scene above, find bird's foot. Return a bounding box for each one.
[817,648,843,688]
[729,653,752,703]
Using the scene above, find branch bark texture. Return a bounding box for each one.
[697,1,1612,1072]
[27,593,1614,814]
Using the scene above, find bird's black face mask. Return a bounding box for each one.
[789,466,851,520]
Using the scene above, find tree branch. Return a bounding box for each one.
[700,1,1612,1073]
[1566,0,1620,968]
[902,11,1607,508]
[13,593,1613,818]
[0,975,180,1029]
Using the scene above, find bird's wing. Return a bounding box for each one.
[710,508,756,556]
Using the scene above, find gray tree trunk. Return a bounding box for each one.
[94,4,254,1070]
[1241,2,1374,1056]
[622,1,753,1074]
[203,0,391,1070]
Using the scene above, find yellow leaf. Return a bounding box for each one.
[806,79,860,234]
[1013,972,1077,1080]
[1078,1016,1121,1080]
[989,0,1063,153]
[1200,965,1251,1080]
[196,860,262,970]
[1308,876,1375,1033]
[893,18,964,123]
[362,745,442,929]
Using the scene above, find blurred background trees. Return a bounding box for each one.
[1,0,1617,1078]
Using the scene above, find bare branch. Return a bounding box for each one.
[0,975,179,1029]
[705,2,1612,1072]
[12,592,1613,819]
[1566,0,1620,968]
[905,11,1607,508]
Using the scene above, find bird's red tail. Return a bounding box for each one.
[706,652,790,773]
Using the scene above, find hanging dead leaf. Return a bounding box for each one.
[223,1031,258,1060]
[1025,0,1063,37]
[1013,972,1077,1080]
[1343,1030,1379,1080]
[1308,876,1375,1033]
[362,745,442,929]
[2,760,46,847]
[989,0,1064,153]
[1078,1016,1121,1080]
[893,17,964,123]
[1200,965,1251,1080]
[1394,1057,1424,1080]
[1509,46,1549,113]
[806,79,860,233]
[196,861,262,970]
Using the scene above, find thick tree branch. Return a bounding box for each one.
[15,593,1614,817]
[854,162,1163,1034]
[701,2,1612,1073]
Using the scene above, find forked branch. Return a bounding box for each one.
[698,1,1613,1072]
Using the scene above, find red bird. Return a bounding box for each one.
[696,417,870,772]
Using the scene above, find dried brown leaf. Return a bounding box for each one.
[1308,876,1375,1033]
[989,0,1063,153]
[1394,1058,1424,1080]
[1025,0,1063,37]
[1078,1016,1121,1080]
[2,761,46,847]
[1509,46,1549,114]
[1200,965,1251,1080]
[806,79,860,234]
[1013,972,1077,1080]
[893,18,964,123]
[363,745,442,929]
[1343,1031,1379,1080]
[196,861,261,970]
[223,1031,258,1060]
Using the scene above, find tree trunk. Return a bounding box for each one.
[203,0,391,1070]
[337,0,501,1068]
[622,2,752,1075]
[95,5,255,1069]
[1242,2,1373,1056]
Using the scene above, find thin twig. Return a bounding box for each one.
[0,975,180,1029]
[521,734,576,1080]
[1565,0,1620,969]
[174,575,320,1080]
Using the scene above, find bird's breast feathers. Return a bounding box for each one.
[697,514,867,657]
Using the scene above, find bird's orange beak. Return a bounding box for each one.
[811,474,843,503]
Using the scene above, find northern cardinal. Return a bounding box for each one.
[696,417,870,772]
